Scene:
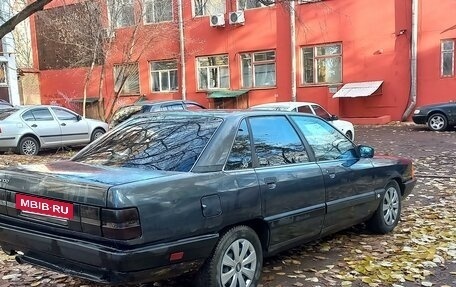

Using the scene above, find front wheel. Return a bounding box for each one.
[91,128,105,142]
[195,226,263,287]
[367,180,402,234]
[427,113,448,131]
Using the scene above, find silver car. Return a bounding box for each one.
[0,105,108,155]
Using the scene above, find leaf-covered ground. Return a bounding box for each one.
[0,124,455,287]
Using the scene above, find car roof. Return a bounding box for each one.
[250,101,319,110]
[134,100,199,106]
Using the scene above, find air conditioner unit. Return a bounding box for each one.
[229,11,245,25]
[210,14,225,27]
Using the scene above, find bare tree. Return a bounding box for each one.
[0,0,54,39]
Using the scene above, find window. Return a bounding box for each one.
[144,0,172,23]
[249,116,309,167]
[302,43,342,85]
[238,0,267,10]
[23,108,54,121]
[108,0,135,28]
[114,63,140,95]
[194,0,225,16]
[297,105,313,114]
[0,62,6,86]
[241,51,276,88]
[197,55,229,90]
[292,116,355,161]
[299,0,322,3]
[150,61,178,92]
[441,39,455,77]
[162,104,184,111]
[311,104,332,121]
[226,120,253,170]
[52,107,78,121]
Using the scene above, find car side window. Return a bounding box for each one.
[163,104,184,111]
[52,107,78,121]
[225,120,252,170]
[311,105,331,120]
[297,105,313,114]
[22,111,35,121]
[249,116,309,167]
[292,116,356,161]
[30,108,54,121]
[185,103,205,110]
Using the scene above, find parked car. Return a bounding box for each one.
[0,110,416,286]
[250,101,355,140]
[0,105,108,155]
[0,99,13,110]
[109,100,206,128]
[412,102,456,131]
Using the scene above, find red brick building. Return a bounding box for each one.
[29,0,456,122]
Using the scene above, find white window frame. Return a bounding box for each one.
[0,62,7,86]
[301,43,342,85]
[193,0,226,17]
[240,50,276,88]
[441,39,455,77]
[237,0,268,10]
[150,60,178,92]
[197,55,229,90]
[114,63,140,95]
[143,0,173,24]
[107,0,135,29]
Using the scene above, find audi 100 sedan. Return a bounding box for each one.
[0,110,415,286]
[0,105,108,155]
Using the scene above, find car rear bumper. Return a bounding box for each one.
[0,222,218,284]
[412,115,427,124]
[402,177,417,198]
[0,137,18,151]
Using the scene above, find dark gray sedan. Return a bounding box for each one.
[0,111,416,287]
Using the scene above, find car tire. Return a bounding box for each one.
[367,180,402,234]
[427,113,448,131]
[195,225,263,287]
[17,136,39,156]
[345,130,353,140]
[91,128,105,142]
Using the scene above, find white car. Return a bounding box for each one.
[250,101,355,140]
[0,105,108,155]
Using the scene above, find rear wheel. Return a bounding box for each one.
[367,180,401,234]
[196,226,263,287]
[91,128,105,142]
[17,136,39,156]
[427,113,448,131]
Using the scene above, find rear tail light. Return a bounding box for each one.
[101,208,142,240]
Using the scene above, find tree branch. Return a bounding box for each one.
[0,0,54,39]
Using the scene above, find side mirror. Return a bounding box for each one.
[76,115,82,121]
[358,145,374,158]
[330,115,339,121]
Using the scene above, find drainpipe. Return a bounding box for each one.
[401,0,418,121]
[177,0,186,100]
[290,0,297,102]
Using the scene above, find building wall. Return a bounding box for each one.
[30,0,456,121]
[417,0,456,106]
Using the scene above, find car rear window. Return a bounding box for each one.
[72,115,223,172]
[0,108,20,120]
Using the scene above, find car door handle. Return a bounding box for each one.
[31,124,37,128]
[264,177,277,189]
[61,123,66,126]
[325,168,336,179]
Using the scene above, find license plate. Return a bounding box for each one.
[16,194,74,220]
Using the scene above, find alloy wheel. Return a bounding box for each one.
[429,115,445,130]
[382,186,399,225]
[220,239,257,287]
[22,140,37,155]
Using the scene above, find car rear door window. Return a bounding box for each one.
[163,104,184,111]
[249,116,309,167]
[292,116,356,161]
[225,119,252,170]
[30,108,54,121]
